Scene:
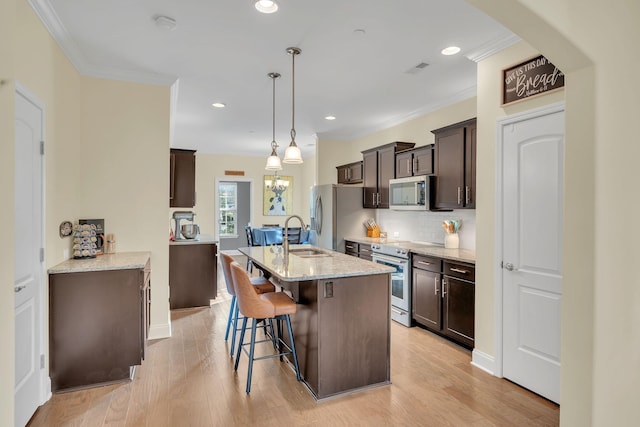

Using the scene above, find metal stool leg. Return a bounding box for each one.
[276,317,284,361]
[246,318,258,394]
[234,316,249,371]
[230,300,241,357]
[224,296,236,341]
[285,314,302,381]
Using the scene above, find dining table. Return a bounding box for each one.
[251,227,283,246]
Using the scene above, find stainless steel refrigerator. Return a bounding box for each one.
[309,184,369,252]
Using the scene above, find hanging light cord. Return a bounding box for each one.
[290,48,296,143]
[272,74,277,148]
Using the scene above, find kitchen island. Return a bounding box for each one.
[239,244,394,400]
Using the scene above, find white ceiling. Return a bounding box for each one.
[31,0,518,158]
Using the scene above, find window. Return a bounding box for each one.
[219,182,237,237]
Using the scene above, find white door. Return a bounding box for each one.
[14,88,44,427]
[501,105,564,404]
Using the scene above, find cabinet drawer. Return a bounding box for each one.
[412,254,441,273]
[443,261,475,282]
[359,244,373,256]
[345,241,359,256]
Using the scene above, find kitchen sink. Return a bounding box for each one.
[289,248,332,258]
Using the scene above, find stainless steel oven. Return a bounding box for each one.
[371,243,411,327]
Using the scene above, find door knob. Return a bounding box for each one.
[503,262,515,271]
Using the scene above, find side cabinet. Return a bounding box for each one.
[395,145,433,178]
[49,262,149,392]
[442,260,475,348]
[169,243,218,309]
[170,148,196,208]
[433,119,476,209]
[336,161,363,184]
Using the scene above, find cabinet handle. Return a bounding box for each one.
[413,158,417,174]
[466,186,470,205]
[442,278,447,298]
[406,159,411,175]
[346,245,355,249]
[457,187,462,205]
[417,261,431,266]
[434,276,439,295]
[376,193,381,205]
[372,193,376,205]
[450,267,469,274]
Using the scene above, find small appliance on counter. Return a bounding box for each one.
[172,211,200,240]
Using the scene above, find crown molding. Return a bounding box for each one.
[465,32,522,63]
[28,0,176,86]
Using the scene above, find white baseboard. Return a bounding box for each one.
[148,322,172,340]
[471,349,496,376]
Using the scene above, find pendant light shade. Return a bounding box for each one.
[265,72,283,171]
[283,47,303,164]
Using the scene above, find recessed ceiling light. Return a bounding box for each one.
[212,102,226,108]
[325,115,336,121]
[353,29,366,36]
[441,46,461,56]
[255,0,278,14]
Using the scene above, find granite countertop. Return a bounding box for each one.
[170,234,218,245]
[48,251,151,274]
[345,236,476,264]
[239,244,394,281]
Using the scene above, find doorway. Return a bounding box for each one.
[495,102,564,404]
[14,84,47,426]
[217,179,253,252]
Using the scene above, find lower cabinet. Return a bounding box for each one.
[344,240,373,261]
[169,243,218,309]
[412,254,475,348]
[49,260,149,392]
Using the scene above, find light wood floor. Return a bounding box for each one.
[28,260,559,426]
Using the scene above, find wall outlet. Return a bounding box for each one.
[393,231,400,238]
[63,248,69,259]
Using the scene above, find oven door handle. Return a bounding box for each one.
[372,253,408,266]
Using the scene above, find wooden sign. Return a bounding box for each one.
[502,55,564,105]
[224,170,244,176]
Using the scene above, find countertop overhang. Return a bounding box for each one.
[169,234,218,245]
[48,251,151,274]
[239,244,394,282]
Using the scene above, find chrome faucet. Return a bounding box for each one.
[283,214,306,257]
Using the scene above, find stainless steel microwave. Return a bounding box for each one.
[389,175,433,210]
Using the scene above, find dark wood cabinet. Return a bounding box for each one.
[170,148,196,208]
[443,260,475,348]
[344,240,373,261]
[433,119,476,209]
[412,255,442,329]
[395,145,434,178]
[49,259,150,392]
[411,254,475,348]
[169,243,217,309]
[362,142,415,208]
[336,161,363,184]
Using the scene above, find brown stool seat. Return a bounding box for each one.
[260,292,297,316]
[252,279,275,294]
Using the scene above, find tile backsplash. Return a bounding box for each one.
[376,209,476,250]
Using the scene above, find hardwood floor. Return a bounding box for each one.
[29,262,558,426]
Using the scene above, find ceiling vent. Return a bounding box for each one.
[405,62,429,75]
[154,15,177,31]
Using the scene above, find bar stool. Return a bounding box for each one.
[220,253,275,357]
[230,262,302,394]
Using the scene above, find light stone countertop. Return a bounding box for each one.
[345,236,476,264]
[239,244,394,282]
[48,251,151,274]
[169,234,218,245]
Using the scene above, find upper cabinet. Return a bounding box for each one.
[395,145,434,178]
[336,161,363,184]
[432,119,476,209]
[170,149,196,208]
[362,142,415,208]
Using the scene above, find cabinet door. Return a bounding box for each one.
[358,243,373,261]
[395,151,413,178]
[377,146,395,208]
[362,150,378,208]
[443,276,474,348]
[413,146,433,176]
[464,123,476,208]
[412,268,441,330]
[169,244,217,309]
[348,162,363,183]
[170,149,196,208]
[337,165,349,184]
[434,127,465,209]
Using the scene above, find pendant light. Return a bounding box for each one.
[265,72,283,171]
[283,47,303,164]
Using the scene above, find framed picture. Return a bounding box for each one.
[502,55,564,106]
[263,175,293,216]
